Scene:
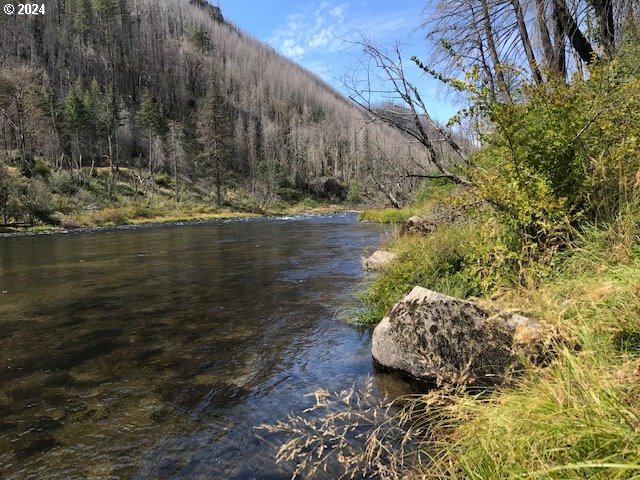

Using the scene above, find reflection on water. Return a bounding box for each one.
[0,213,414,479]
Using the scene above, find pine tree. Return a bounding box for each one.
[138,89,165,175]
[62,80,89,171]
[197,82,232,207]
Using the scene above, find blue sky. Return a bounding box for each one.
[217,1,458,123]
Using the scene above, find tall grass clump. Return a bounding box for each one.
[421,211,640,478]
[358,222,486,324]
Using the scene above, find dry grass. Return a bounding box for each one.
[264,212,640,479]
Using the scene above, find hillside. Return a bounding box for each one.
[0,0,433,228]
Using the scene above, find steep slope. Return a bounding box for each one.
[0,0,431,222]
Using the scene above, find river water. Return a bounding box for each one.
[0,213,412,479]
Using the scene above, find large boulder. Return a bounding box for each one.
[399,216,437,236]
[362,250,398,271]
[372,287,552,385]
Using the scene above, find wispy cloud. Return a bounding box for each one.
[267,1,415,61]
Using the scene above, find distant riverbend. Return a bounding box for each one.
[0,212,411,479]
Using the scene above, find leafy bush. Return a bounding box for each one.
[25,179,55,224]
[33,157,52,178]
[49,170,78,195]
[155,173,174,189]
[359,223,484,323]
[346,181,363,203]
[469,40,640,277]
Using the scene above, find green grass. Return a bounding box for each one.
[357,221,486,324]
[355,201,640,478]
[359,206,419,223]
[403,215,640,479]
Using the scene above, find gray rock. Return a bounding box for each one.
[362,250,398,271]
[399,216,437,236]
[372,287,550,385]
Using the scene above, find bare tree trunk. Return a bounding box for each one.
[552,0,597,65]
[480,0,510,101]
[552,1,567,77]
[592,0,616,59]
[510,0,543,84]
[535,0,556,72]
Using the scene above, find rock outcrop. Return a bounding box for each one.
[362,250,398,271]
[372,287,552,385]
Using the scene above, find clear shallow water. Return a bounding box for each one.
[0,213,413,479]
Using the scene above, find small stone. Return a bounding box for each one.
[362,250,398,271]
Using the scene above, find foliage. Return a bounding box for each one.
[190,26,212,51]
[418,212,640,479]
[138,89,165,139]
[154,173,174,189]
[358,223,484,324]
[462,38,640,279]
[346,181,363,204]
[359,207,417,224]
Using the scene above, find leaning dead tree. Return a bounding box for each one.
[347,38,473,188]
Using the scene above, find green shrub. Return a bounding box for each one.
[346,181,363,203]
[359,223,484,323]
[155,173,173,189]
[33,158,52,178]
[49,170,78,195]
[25,179,55,224]
[469,42,640,276]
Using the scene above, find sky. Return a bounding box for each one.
[216,1,458,123]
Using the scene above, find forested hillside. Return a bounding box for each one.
[0,0,440,228]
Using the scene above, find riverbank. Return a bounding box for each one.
[354,199,640,478]
[0,204,356,237]
[0,165,358,235]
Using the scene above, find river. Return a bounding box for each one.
[0,213,413,479]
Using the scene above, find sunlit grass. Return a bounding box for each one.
[270,208,640,478]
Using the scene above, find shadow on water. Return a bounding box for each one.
[0,213,413,479]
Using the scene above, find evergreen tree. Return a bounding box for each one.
[138,89,165,174]
[190,26,212,52]
[62,80,89,171]
[66,0,93,38]
[197,81,232,206]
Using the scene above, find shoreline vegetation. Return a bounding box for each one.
[269,39,640,478]
[0,164,359,236]
[352,199,640,479]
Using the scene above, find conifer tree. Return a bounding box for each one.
[197,81,232,206]
[62,80,89,171]
[138,89,165,175]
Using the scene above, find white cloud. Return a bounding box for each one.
[329,6,344,18]
[266,1,420,92]
[268,2,415,61]
[281,38,305,57]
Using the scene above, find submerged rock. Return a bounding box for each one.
[362,250,398,271]
[372,287,552,386]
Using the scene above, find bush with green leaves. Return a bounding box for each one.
[469,37,640,275]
